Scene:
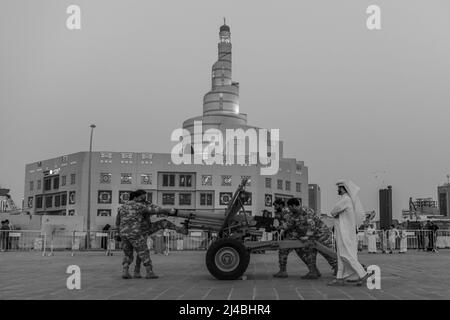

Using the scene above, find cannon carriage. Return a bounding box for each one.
[171,178,337,280]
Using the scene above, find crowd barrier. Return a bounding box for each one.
[2,229,449,255]
[353,229,450,252]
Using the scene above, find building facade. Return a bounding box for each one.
[23,22,309,230]
[308,184,321,214]
[379,186,393,229]
[438,184,450,218]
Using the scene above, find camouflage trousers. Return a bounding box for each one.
[135,219,185,268]
[122,235,152,268]
[278,235,337,273]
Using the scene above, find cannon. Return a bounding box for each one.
[170,178,337,280]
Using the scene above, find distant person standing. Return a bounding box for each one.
[367,224,377,254]
[388,224,399,254]
[379,228,388,253]
[425,220,433,252]
[429,222,439,253]
[0,220,10,251]
[417,223,425,251]
[101,224,111,250]
[399,226,408,253]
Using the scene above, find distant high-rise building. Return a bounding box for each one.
[308,184,321,214]
[379,186,393,229]
[438,183,450,218]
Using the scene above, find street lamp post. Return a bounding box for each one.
[86,124,96,249]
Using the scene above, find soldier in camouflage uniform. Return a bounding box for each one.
[133,213,187,278]
[115,189,187,279]
[274,198,337,279]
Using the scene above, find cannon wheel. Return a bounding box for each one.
[206,238,250,280]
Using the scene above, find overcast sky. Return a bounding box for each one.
[1,0,449,219]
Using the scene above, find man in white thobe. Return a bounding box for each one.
[328,180,372,286]
[367,224,377,253]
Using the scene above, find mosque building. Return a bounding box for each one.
[23,22,309,230]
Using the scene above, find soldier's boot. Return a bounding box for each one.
[145,266,159,279]
[133,264,142,278]
[301,266,321,280]
[273,267,288,278]
[122,266,132,279]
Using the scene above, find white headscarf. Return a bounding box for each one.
[336,179,365,227]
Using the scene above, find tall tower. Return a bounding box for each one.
[183,20,248,135]
[379,186,393,229]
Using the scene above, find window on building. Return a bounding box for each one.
[179,174,192,187]
[121,173,132,184]
[29,181,34,191]
[45,196,53,208]
[162,193,175,205]
[141,153,152,160]
[121,153,133,159]
[221,175,232,186]
[277,179,283,190]
[296,183,302,193]
[28,197,33,208]
[100,152,112,159]
[61,193,67,206]
[61,155,68,163]
[55,195,61,207]
[200,193,213,206]
[98,190,112,204]
[119,191,131,204]
[162,174,175,187]
[202,175,212,186]
[97,209,111,217]
[70,174,76,185]
[69,191,76,204]
[37,180,42,190]
[61,176,66,186]
[53,177,59,189]
[141,174,152,185]
[44,178,52,191]
[219,192,233,205]
[68,210,75,216]
[285,181,291,191]
[179,193,192,206]
[265,178,272,188]
[100,173,111,184]
[36,196,43,209]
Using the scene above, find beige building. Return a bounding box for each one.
[23,22,309,230]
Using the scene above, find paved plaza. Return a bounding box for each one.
[1,250,449,300]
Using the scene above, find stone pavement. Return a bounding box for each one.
[1,249,449,300]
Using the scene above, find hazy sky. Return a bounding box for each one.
[1,0,449,219]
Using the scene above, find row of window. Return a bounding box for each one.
[265,178,301,192]
[30,174,76,191]
[30,191,296,211]
[32,191,76,209]
[100,173,152,185]
[30,174,301,193]
[100,152,153,160]
[161,174,193,187]
[97,190,215,206]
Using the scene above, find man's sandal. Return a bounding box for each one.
[327,279,346,286]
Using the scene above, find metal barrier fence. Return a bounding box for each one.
[349,229,449,252]
[0,230,46,254]
[2,229,449,255]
